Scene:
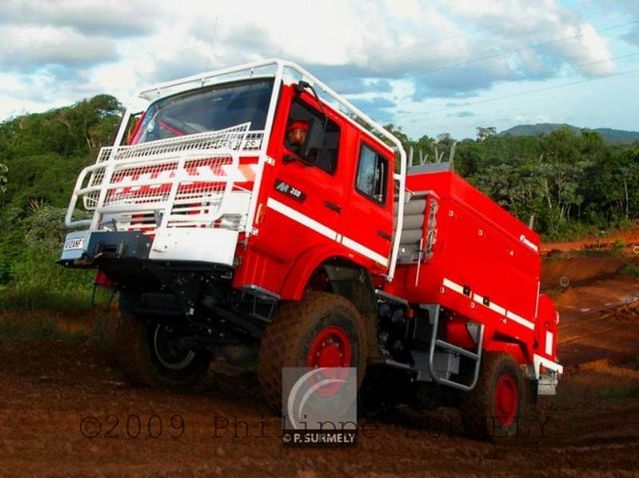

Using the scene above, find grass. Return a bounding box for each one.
[0,286,96,311]
[0,248,111,312]
[542,220,638,244]
[0,311,88,342]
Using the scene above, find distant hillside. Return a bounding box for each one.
[500,123,639,144]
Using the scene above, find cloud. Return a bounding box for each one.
[0,0,162,37]
[0,25,118,71]
[2,1,616,86]
[0,0,627,141]
[622,23,639,47]
[537,23,614,76]
[411,62,519,99]
[347,97,396,122]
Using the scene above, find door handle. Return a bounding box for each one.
[324,201,342,213]
[377,230,392,241]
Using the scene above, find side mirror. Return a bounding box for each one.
[301,118,325,159]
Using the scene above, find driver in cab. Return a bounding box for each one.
[284,120,309,161]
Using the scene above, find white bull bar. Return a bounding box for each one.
[65,125,259,232]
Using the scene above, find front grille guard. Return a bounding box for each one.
[65,125,261,232]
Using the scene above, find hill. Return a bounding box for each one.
[500,123,639,144]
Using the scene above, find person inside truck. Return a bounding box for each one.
[285,120,308,153]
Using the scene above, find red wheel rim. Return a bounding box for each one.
[494,374,519,426]
[307,326,352,368]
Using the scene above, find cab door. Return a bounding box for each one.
[260,91,347,262]
[340,136,395,269]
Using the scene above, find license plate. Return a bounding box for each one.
[64,237,85,250]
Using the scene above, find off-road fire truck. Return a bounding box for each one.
[60,59,563,437]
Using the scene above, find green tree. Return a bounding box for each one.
[476,126,497,141]
[0,162,6,193]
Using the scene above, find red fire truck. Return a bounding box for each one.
[60,59,562,437]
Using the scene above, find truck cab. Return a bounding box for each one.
[61,61,402,301]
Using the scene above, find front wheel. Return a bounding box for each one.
[258,292,367,412]
[114,313,211,389]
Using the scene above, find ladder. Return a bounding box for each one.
[421,304,485,391]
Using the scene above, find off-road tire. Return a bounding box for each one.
[113,312,211,389]
[460,352,526,439]
[258,292,368,413]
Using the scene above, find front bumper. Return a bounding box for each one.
[59,228,239,268]
[59,230,152,267]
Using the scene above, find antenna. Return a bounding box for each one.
[449,141,457,171]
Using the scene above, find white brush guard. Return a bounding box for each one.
[64,123,262,266]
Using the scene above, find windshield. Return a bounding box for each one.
[132,78,274,144]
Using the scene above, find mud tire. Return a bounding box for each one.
[460,352,526,439]
[258,292,367,413]
[112,311,211,389]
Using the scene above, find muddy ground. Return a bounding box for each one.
[1,275,638,476]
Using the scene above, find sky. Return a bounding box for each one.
[0,0,638,140]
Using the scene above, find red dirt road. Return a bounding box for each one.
[1,278,639,476]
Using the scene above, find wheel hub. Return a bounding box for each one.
[307,326,352,368]
[494,374,518,426]
[153,324,197,371]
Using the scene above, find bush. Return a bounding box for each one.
[0,248,96,311]
[24,206,68,250]
[0,206,97,311]
[0,260,11,285]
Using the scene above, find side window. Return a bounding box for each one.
[356,143,388,204]
[286,99,340,175]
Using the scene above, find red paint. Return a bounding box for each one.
[494,374,519,426]
[128,112,146,145]
[94,270,114,288]
[306,326,352,368]
[233,84,393,296]
[384,171,549,364]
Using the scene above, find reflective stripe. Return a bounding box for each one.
[443,277,535,330]
[442,277,465,295]
[266,198,389,266]
[545,331,554,356]
[266,198,338,241]
[341,237,389,267]
[472,293,506,315]
[520,234,539,252]
[489,302,506,316]
[506,310,535,330]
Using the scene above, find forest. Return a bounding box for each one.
[0,94,637,310]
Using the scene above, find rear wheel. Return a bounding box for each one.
[460,352,525,439]
[113,312,211,389]
[258,292,367,412]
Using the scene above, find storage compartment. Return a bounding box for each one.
[386,170,541,338]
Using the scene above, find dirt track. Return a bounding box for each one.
[1,278,639,476]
